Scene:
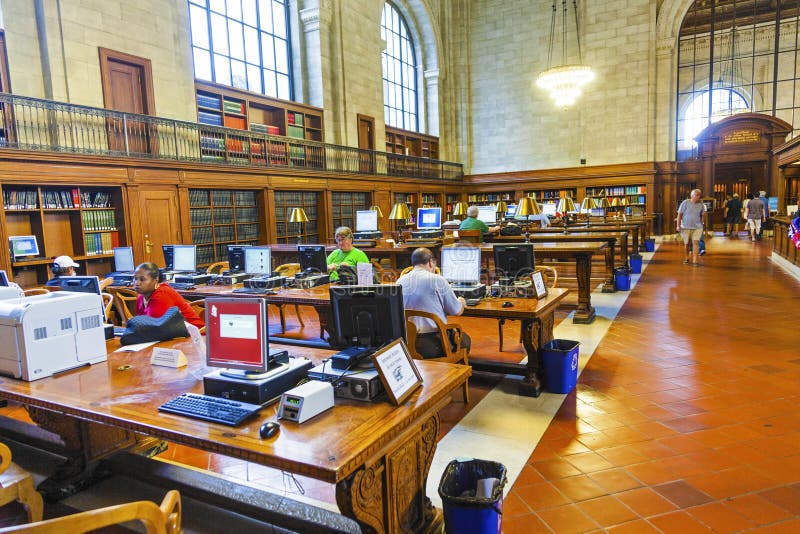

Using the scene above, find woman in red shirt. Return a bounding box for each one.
[133,263,204,329]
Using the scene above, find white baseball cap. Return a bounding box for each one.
[53,255,79,269]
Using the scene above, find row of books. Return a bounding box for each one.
[82,191,113,208]
[214,225,235,242]
[467,194,513,202]
[587,186,646,196]
[530,189,577,200]
[223,99,245,115]
[82,210,116,231]
[287,112,304,127]
[3,189,113,210]
[287,124,305,139]
[235,223,259,241]
[3,189,38,209]
[198,111,223,126]
[84,231,119,256]
[42,189,80,209]
[196,93,221,109]
[251,123,280,135]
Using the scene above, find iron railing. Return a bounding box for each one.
[0,93,462,181]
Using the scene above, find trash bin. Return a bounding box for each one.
[614,267,631,291]
[644,238,655,253]
[542,339,580,394]
[629,253,642,274]
[439,458,507,534]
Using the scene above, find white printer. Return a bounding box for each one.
[0,291,107,381]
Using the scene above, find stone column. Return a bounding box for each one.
[424,68,439,137]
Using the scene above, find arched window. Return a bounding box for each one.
[381,2,418,131]
[188,0,292,100]
[680,88,749,149]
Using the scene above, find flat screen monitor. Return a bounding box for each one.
[113,247,135,272]
[440,247,481,285]
[355,210,379,232]
[244,246,272,275]
[172,245,197,272]
[227,244,251,273]
[416,207,442,230]
[542,203,557,216]
[505,204,517,219]
[9,235,39,260]
[54,275,104,319]
[0,270,9,287]
[768,197,778,213]
[205,297,269,375]
[477,205,497,224]
[329,284,406,350]
[297,245,327,274]
[493,244,535,280]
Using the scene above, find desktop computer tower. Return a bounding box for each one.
[308,363,384,401]
[203,357,313,405]
[173,273,213,285]
[410,230,444,239]
[452,284,487,300]
[243,275,286,289]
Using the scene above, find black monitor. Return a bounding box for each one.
[53,275,104,319]
[297,245,327,274]
[493,244,535,280]
[227,244,251,273]
[329,284,406,350]
[0,270,9,287]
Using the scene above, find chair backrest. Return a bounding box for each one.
[404,309,467,365]
[275,263,302,277]
[206,261,229,275]
[99,277,115,290]
[534,266,558,288]
[22,288,50,297]
[0,490,182,534]
[101,292,115,321]
[458,229,482,243]
[109,287,139,325]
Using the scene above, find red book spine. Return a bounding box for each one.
[110,231,119,249]
[72,188,80,207]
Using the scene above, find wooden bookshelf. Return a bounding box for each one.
[524,188,578,209]
[1,185,126,285]
[274,191,320,244]
[466,192,515,206]
[331,192,370,231]
[586,185,648,214]
[188,189,260,266]
[445,193,461,220]
[385,127,439,159]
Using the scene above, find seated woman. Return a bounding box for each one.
[133,262,204,328]
[326,226,370,282]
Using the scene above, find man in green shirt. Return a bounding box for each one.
[459,206,500,240]
[326,226,370,282]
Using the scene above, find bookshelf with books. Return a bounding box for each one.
[466,192,515,207]
[586,185,648,213]
[188,189,260,266]
[331,192,370,231]
[274,191,320,244]
[445,193,461,220]
[1,185,126,285]
[420,193,442,208]
[385,127,439,159]
[524,188,578,210]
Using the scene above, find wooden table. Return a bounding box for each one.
[269,243,442,270]
[0,338,470,534]
[459,289,569,397]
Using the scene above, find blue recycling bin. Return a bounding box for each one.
[645,238,655,252]
[615,267,631,291]
[542,339,580,394]
[629,254,642,274]
[439,459,507,534]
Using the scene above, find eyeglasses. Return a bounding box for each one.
[335,235,352,242]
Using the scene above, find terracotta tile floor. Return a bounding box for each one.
[4,234,800,532]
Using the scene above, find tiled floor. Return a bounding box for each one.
[4,234,800,532]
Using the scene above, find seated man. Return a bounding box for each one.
[326,226,370,282]
[397,247,470,358]
[459,206,500,240]
[45,255,80,286]
[132,262,204,328]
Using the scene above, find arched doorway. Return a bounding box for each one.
[695,113,791,229]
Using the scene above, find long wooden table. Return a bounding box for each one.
[270,243,443,270]
[0,338,470,534]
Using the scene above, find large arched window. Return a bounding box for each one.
[680,88,750,149]
[381,2,418,131]
[188,0,292,100]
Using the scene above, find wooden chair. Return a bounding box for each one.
[404,309,469,403]
[101,292,115,323]
[109,287,139,325]
[22,288,49,297]
[498,266,559,351]
[0,489,181,534]
[99,277,115,291]
[273,263,306,334]
[399,265,440,277]
[457,229,482,243]
[0,441,43,525]
[206,261,229,275]
[188,299,206,334]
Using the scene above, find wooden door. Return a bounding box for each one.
[137,189,181,266]
[357,114,375,173]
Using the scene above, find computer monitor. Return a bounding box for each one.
[416,207,442,230]
[768,197,778,213]
[244,246,272,275]
[205,297,269,376]
[113,247,135,272]
[172,245,197,272]
[53,275,104,319]
[0,270,9,287]
[505,204,517,219]
[355,210,379,232]
[477,205,497,224]
[440,247,481,285]
[297,245,327,274]
[542,203,557,216]
[493,244,535,280]
[8,235,39,261]
[329,284,406,350]
[227,244,251,273]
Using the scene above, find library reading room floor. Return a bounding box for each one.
[3,234,800,532]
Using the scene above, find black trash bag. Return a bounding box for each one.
[438,459,507,510]
[120,306,189,345]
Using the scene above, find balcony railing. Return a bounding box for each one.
[0,93,462,181]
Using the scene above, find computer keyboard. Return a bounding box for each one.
[232,287,275,295]
[168,282,196,290]
[158,393,262,426]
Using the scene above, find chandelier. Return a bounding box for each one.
[536,0,595,108]
[711,26,749,120]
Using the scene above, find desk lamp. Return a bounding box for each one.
[555,197,577,234]
[289,207,309,244]
[611,197,621,219]
[600,196,612,223]
[369,205,384,218]
[579,197,598,226]
[619,197,629,221]
[495,201,508,222]
[389,202,411,245]
[452,201,469,221]
[516,196,540,243]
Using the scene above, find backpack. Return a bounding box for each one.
[500,225,522,236]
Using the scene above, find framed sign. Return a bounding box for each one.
[532,270,548,299]
[371,338,423,405]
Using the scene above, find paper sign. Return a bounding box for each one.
[150,347,187,368]
[114,341,158,352]
[357,263,373,285]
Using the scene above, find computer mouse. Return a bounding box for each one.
[259,421,280,439]
[502,301,514,308]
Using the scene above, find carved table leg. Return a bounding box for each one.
[336,415,443,534]
[572,253,596,324]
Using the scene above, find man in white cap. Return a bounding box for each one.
[45,255,79,286]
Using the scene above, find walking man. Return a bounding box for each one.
[745,192,766,242]
[677,189,706,266]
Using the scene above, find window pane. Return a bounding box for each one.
[272,1,286,39]
[242,0,257,23]
[247,64,262,93]
[274,38,288,73]
[214,54,231,85]
[262,34,275,69]
[259,0,273,33]
[226,0,242,21]
[190,5,209,49]
[277,73,290,100]
[264,69,277,96]
[211,13,229,54]
[191,0,208,7]
[210,0,226,14]
[244,26,259,63]
[231,59,247,89]
[228,20,245,60]
[193,48,212,80]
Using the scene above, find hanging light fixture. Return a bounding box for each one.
[711,25,749,120]
[536,0,595,108]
